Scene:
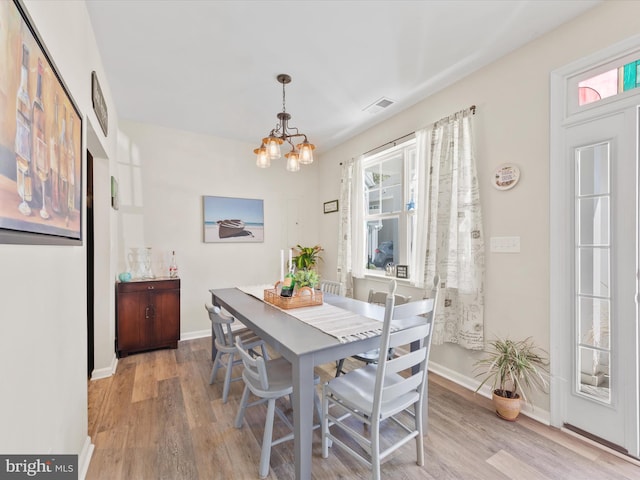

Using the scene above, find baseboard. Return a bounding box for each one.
[180,329,211,341]
[90,354,118,380]
[428,360,551,425]
[78,435,94,480]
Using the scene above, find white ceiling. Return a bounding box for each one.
[85,0,601,153]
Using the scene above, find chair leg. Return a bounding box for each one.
[210,351,223,384]
[415,402,425,466]
[335,359,345,377]
[371,421,381,480]
[222,351,234,403]
[321,385,330,458]
[234,385,250,429]
[259,398,277,479]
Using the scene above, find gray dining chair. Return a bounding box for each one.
[319,279,343,296]
[335,289,411,376]
[234,335,322,479]
[321,276,439,480]
[205,304,268,403]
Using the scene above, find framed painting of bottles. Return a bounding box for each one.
[0,0,83,245]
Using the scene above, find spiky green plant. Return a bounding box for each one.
[292,245,323,271]
[474,337,549,403]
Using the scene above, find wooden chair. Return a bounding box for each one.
[319,279,343,296]
[335,290,411,376]
[321,277,439,479]
[204,304,268,403]
[234,336,322,479]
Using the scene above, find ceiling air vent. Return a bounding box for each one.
[363,97,395,114]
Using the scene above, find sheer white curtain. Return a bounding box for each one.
[412,108,485,350]
[337,156,364,298]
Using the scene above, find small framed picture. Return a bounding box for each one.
[324,199,339,214]
[396,265,408,279]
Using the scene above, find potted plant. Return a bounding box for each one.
[474,336,549,421]
[291,244,323,292]
[292,244,323,271]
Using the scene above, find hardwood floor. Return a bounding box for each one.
[87,337,639,479]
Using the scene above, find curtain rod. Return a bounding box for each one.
[360,104,476,158]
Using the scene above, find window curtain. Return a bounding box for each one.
[412,108,485,350]
[337,156,364,298]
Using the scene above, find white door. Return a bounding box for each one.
[559,107,639,455]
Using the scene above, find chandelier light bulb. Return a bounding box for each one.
[297,140,315,165]
[254,145,270,168]
[264,136,283,160]
[285,150,300,172]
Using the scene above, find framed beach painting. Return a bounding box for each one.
[203,195,264,243]
[0,0,83,245]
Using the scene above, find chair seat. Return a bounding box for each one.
[242,357,320,398]
[326,364,420,418]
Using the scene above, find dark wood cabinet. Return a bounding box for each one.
[116,278,180,357]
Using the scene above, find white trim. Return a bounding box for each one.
[90,354,118,380]
[78,436,94,480]
[179,329,211,341]
[428,361,550,425]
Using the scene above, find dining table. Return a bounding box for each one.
[209,286,433,480]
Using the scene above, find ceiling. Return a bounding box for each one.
[85,0,601,154]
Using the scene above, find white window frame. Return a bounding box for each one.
[361,139,416,280]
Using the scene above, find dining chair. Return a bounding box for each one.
[204,304,268,403]
[234,336,322,479]
[321,276,439,480]
[334,289,411,376]
[319,279,343,296]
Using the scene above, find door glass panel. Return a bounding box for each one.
[578,347,611,403]
[578,197,609,246]
[579,297,610,349]
[578,143,609,196]
[575,141,612,404]
[578,247,610,297]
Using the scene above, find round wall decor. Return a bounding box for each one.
[493,163,520,190]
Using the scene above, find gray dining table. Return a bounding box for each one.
[209,287,432,480]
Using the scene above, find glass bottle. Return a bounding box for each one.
[280,269,296,297]
[169,251,178,278]
[15,43,31,216]
[50,95,60,213]
[32,58,48,218]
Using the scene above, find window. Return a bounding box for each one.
[362,139,416,277]
[578,57,640,106]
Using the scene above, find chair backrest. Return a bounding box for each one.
[368,289,411,306]
[320,280,343,296]
[205,303,236,349]
[235,335,270,390]
[371,278,437,419]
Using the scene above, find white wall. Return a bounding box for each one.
[116,120,320,336]
[317,0,640,416]
[0,0,118,474]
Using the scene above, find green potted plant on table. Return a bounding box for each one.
[291,244,323,289]
[474,336,549,421]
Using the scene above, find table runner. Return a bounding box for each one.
[237,285,396,343]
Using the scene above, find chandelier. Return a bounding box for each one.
[254,74,315,172]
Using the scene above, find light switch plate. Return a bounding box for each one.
[490,236,520,253]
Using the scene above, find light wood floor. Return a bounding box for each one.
[87,337,639,479]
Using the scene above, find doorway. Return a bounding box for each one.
[550,38,640,459]
[86,150,94,378]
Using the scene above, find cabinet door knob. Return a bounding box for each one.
[148,286,155,290]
